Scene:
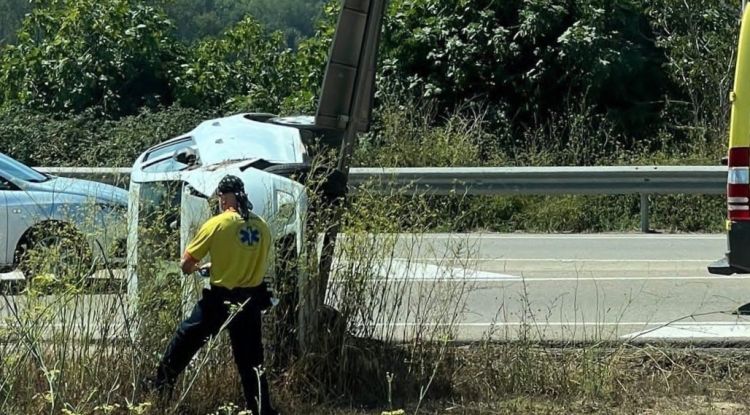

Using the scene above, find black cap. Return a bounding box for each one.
[218,175,245,195]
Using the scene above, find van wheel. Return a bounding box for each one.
[16,223,93,288]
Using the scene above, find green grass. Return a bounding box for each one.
[0,96,737,414]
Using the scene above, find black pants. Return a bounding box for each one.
[155,286,274,414]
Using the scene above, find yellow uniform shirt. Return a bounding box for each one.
[185,210,271,289]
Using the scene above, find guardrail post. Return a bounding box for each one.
[640,193,650,233]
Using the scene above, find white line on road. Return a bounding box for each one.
[371,321,750,327]
[413,234,725,240]
[400,258,717,262]
[334,258,747,283]
[371,276,750,282]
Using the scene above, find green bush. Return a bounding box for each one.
[0,0,180,117]
[173,16,297,113]
[0,106,215,167]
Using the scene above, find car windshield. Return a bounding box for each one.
[0,153,49,183]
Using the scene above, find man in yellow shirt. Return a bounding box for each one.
[152,175,278,415]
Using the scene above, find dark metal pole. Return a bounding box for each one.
[315,0,386,299]
[304,0,387,349]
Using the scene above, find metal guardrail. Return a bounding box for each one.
[347,166,727,195]
[36,166,728,232]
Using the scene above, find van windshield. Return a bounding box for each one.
[143,138,195,162]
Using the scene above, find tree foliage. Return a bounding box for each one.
[0,105,214,166]
[0,0,742,166]
[0,0,180,116]
[645,0,738,150]
[381,0,674,140]
[0,0,31,45]
[172,16,297,112]
[155,0,325,46]
[170,0,337,114]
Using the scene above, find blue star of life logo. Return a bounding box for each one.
[239,226,260,246]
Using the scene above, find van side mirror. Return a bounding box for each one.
[721,156,729,166]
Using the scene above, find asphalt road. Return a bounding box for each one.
[4,233,750,344]
[329,233,750,343]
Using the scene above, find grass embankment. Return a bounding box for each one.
[0,98,734,414]
[0,180,742,415]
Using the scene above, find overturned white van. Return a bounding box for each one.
[126,114,314,301]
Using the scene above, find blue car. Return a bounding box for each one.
[0,153,128,277]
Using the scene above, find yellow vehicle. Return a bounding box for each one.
[709,4,750,275]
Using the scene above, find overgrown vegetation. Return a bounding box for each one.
[0,1,743,412]
[0,0,734,232]
[0,180,745,414]
[0,0,738,142]
[156,0,327,47]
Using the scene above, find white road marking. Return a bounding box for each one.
[411,234,725,240]
[332,258,744,283]
[622,324,750,339]
[369,321,750,327]
[0,270,24,281]
[372,321,750,341]
[368,276,750,283]
[401,258,717,263]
